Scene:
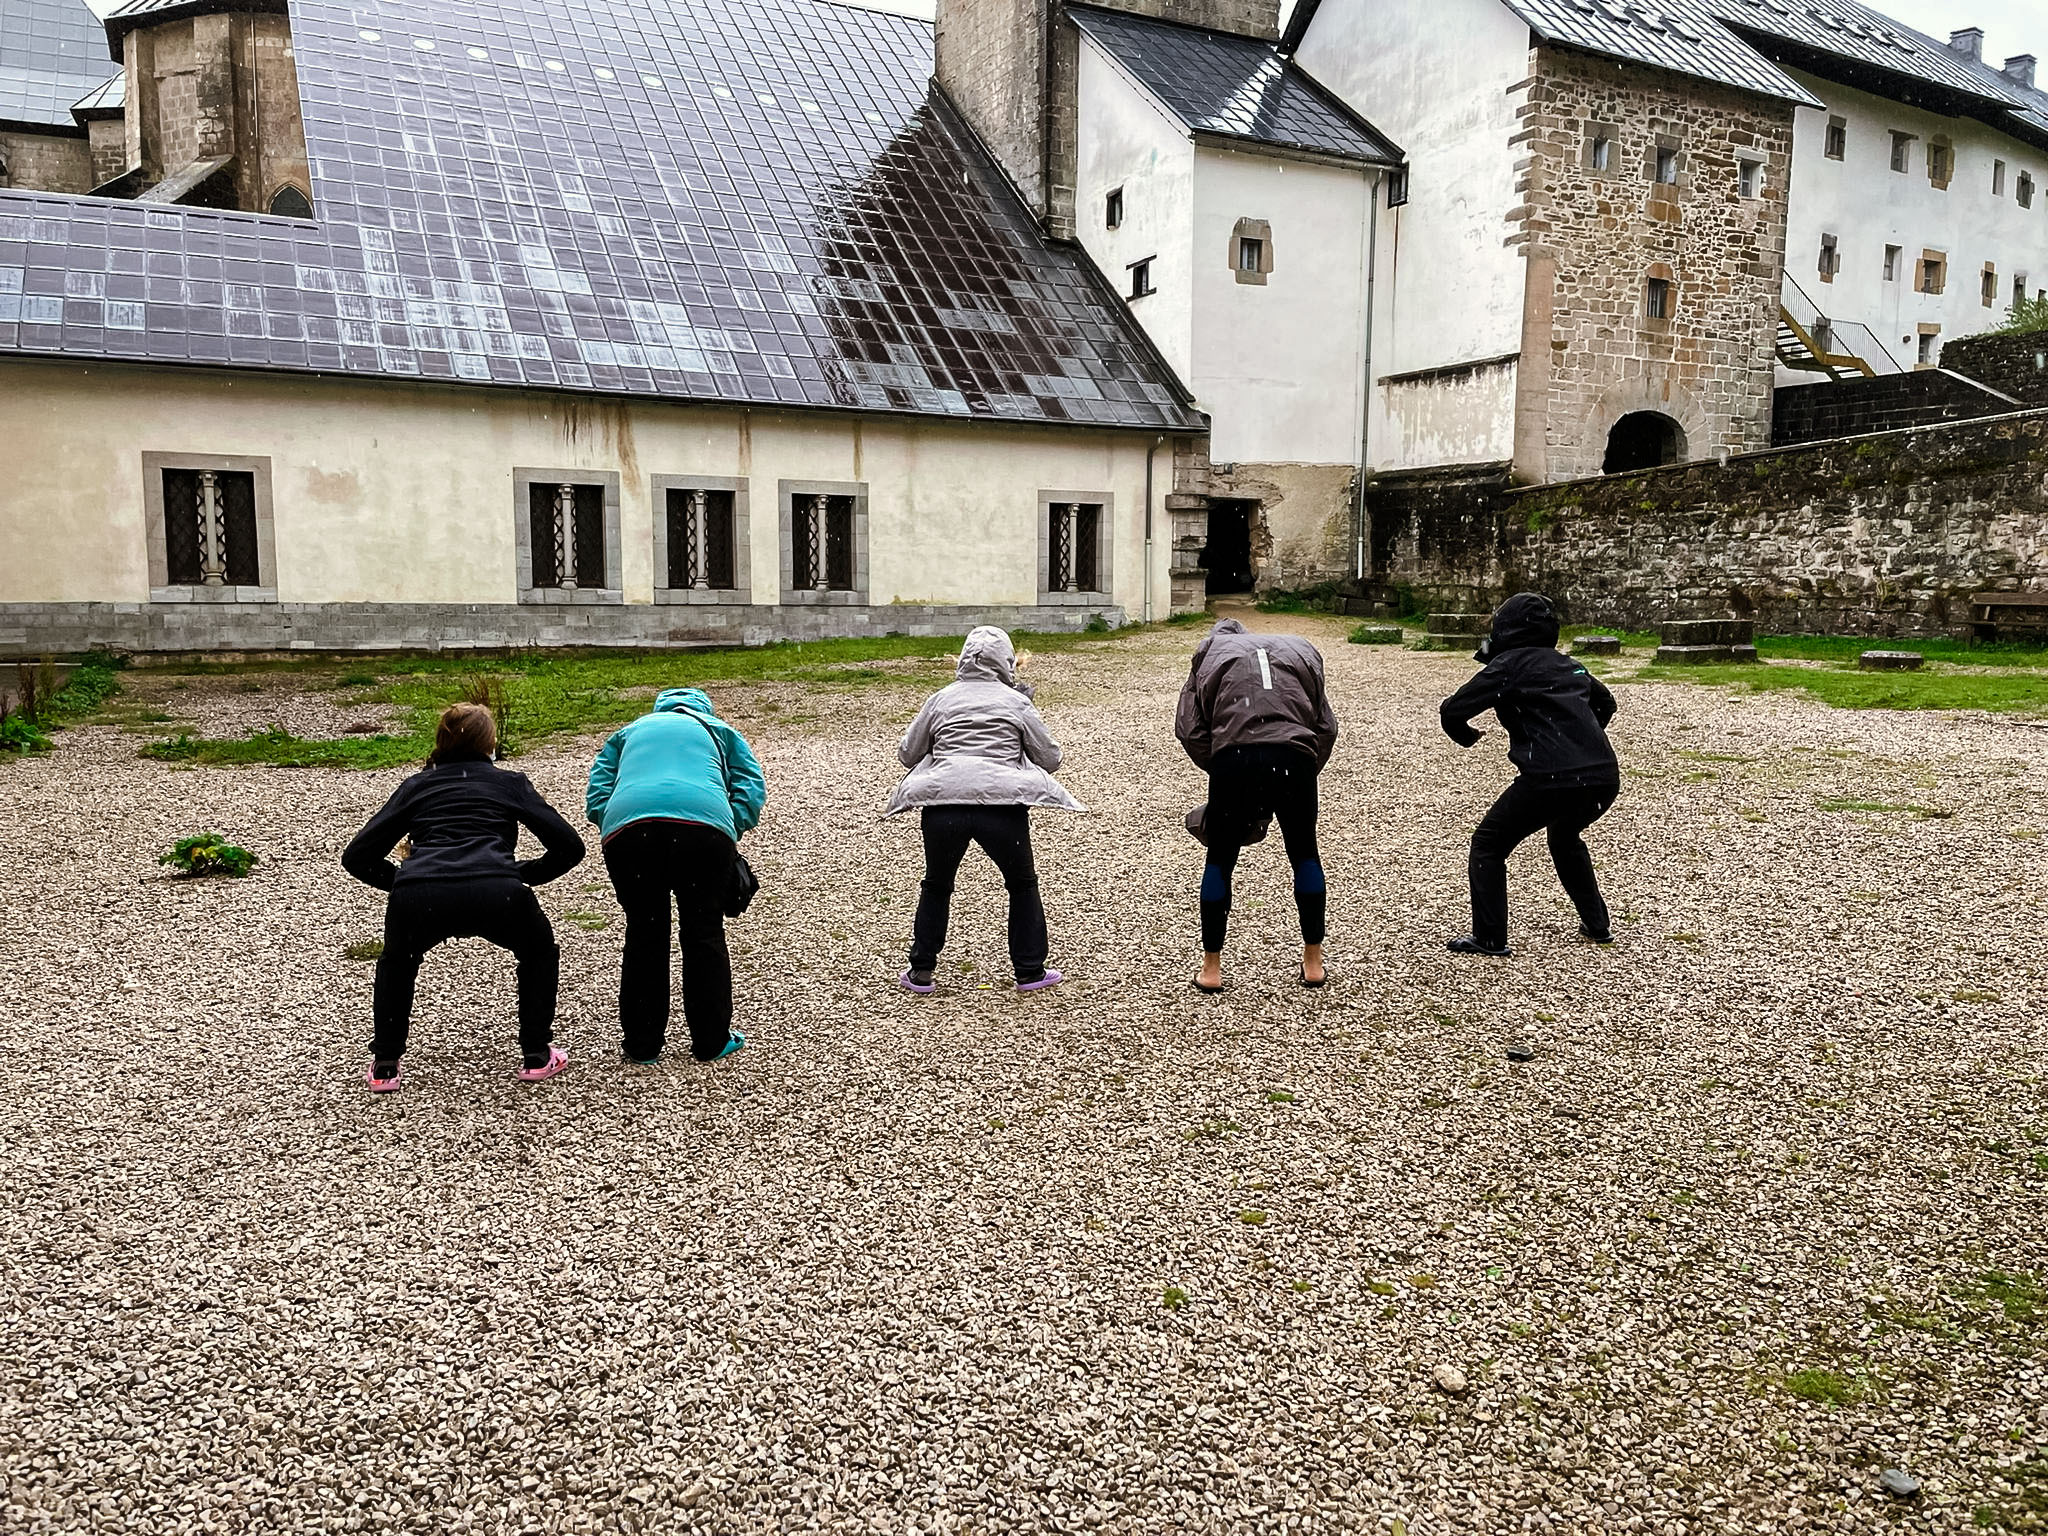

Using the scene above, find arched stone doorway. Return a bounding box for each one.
[1602,412,1688,474]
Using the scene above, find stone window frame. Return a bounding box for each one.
[1231,217,1273,286]
[1915,323,1941,368]
[266,183,314,220]
[1036,490,1116,606]
[1889,130,1915,173]
[512,467,623,604]
[1823,116,1847,160]
[1927,135,1954,190]
[142,450,279,604]
[1982,261,1999,308]
[651,473,750,606]
[1736,154,1764,198]
[1647,135,1682,188]
[1642,263,1676,325]
[776,478,869,605]
[1585,123,1620,176]
[1918,249,1947,295]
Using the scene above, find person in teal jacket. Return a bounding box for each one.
[587,688,766,1064]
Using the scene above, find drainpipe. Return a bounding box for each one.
[1143,434,1162,622]
[1353,169,1383,580]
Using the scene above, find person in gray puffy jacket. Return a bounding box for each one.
[886,626,1081,994]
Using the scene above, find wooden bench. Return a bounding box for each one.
[1968,592,2048,642]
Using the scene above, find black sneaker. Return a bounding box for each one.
[900,968,936,994]
[1446,935,1513,958]
[1578,924,1615,946]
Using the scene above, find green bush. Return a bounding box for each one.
[159,833,258,879]
[0,711,51,754]
[1994,294,2048,336]
[1348,624,1403,645]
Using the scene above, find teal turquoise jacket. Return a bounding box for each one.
[586,688,766,843]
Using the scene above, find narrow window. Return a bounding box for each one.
[1824,116,1846,160]
[1737,157,1763,198]
[1983,264,1998,308]
[1237,236,1264,273]
[1047,502,1105,593]
[161,468,260,587]
[1105,187,1123,229]
[1928,138,1952,188]
[1818,233,1839,282]
[1644,276,1673,320]
[664,487,737,591]
[1994,159,2007,195]
[1890,131,1914,173]
[2017,274,2030,309]
[2020,171,2035,208]
[1917,329,1939,365]
[528,482,607,590]
[1128,257,1154,298]
[1590,134,1613,172]
[1883,244,1901,281]
[1385,166,1409,206]
[1654,145,1679,184]
[792,494,857,592]
[1919,253,1946,294]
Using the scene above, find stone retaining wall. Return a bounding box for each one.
[1370,408,2048,636]
[1770,369,2019,447]
[1941,331,2048,407]
[0,601,1122,659]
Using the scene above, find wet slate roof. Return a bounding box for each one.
[0,0,110,130]
[1500,0,1818,105]
[1070,5,1400,165]
[0,0,1203,431]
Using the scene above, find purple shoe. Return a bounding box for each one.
[900,968,936,994]
[1016,969,1063,993]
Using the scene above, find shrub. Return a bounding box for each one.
[1349,624,1403,645]
[1995,293,2048,336]
[159,833,258,878]
[0,709,51,754]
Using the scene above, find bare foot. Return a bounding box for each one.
[1196,952,1224,991]
[1302,944,1326,986]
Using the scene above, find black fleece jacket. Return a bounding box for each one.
[1440,594,1618,787]
[341,753,586,891]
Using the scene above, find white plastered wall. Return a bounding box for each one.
[1782,66,2048,375]
[1074,36,1198,385]
[0,359,1173,620]
[1189,144,1370,467]
[1293,0,1531,470]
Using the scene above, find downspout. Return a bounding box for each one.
[1143,434,1162,622]
[1354,168,1382,580]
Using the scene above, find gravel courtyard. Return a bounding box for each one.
[4,615,2046,1535]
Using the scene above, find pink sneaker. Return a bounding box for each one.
[516,1045,570,1083]
[365,1060,403,1093]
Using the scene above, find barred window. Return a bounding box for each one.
[778,480,866,602]
[666,487,737,591]
[527,482,606,590]
[1038,492,1113,603]
[161,468,260,587]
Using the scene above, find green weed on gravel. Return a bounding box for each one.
[1630,658,2048,714]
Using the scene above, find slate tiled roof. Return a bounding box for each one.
[69,71,124,120]
[1500,0,1818,105]
[1705,0,2029,104]
[1070,5,1400,165]
[0,0,1203,432]
[0,0,110,130]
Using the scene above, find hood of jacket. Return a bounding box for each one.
[653,687,718,717]
[956,626,1017,686]
[1208,618,1248,640]
[1476,593,1560,662]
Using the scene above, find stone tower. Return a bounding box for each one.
[936,0,1279,240]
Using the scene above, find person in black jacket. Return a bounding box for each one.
[341,704,586,1091]
[1439,593,1619,957]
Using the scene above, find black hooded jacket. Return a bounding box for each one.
[1439,594,1618,787]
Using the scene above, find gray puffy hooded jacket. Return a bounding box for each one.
[1175,619,1338,771]
[885,627,1084,815]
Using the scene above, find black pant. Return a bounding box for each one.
[909,805,1048,979]
[373,877,558,1061]
[1202,744,1325,953]
[603,819,735,1062]
[1469,777,1617,950]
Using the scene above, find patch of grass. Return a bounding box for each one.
[1816,798,1954,819]
[1634,656,2048,714]
[158,833,257,878]
[1972,1455,2048,1530]
[1781,1367,1863,1406]
[343,939,385,961]
[1238,1209,1268,1226]
[1162,1285,1188,1311]
[1265,1088,1297,1104]
[562,910,610,931]
[135,628,1149,769]
[1970,1269,2044,1326]
[1181,1115,1241,1142]
[2,655,124,755]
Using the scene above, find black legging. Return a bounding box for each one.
[373,877,558,1062]
[603,818,737,1062]
[1468,777,1616,950]
[1201,744,1325,953]
[909,804,1048,980]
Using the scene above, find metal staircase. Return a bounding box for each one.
[1776,277,1880,380]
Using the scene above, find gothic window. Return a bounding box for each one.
[1824,117,1846,160]
[143,452,276,601]
[1038,492,1114,604]
[778,481,867,603]
[267,184,313,219]
[162,469,259,586]
[514,469,621,601]
[653,475,748,603]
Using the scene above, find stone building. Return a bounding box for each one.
[0,0,1204,654]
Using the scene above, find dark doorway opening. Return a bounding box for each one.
[1602,412,1688,474]
[1202,499,1258,595]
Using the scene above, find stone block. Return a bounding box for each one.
[1572,634,1621,655]
[1659,618,1753,646]
[1653,644,1733,664]
[1858,650,1924,670]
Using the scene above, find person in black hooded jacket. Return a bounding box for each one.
[1439,593,1618,957]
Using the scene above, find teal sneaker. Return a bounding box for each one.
[713,1031,746,1061]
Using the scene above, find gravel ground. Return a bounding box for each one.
[4,615,2046,1535]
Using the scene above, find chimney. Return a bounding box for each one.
[1948,27,1984,61]
[2005,53,2038,87]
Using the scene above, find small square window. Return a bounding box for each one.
[1644,276,1673,320]
[1994,159,2007,195]
[1385,166,1409,206]
[2020,172,2035,208]
[1105,187,1123,229]
[1654,146,1679,185]
[1737,157,1763,198]
[1237,236,1264,273]
[1128,257,1154,298]
[1818,233,1839,282]
[1890,131,1914,173]
[1824,117,1846,160]
[1883,244,1901,281]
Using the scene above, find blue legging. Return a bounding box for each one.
[1200,744,1325,952]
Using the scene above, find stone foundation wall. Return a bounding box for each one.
[0,601,1124,659]
[1208,461,1358,588]
[1365,409,2048,635]
[1941,331,2048,407]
